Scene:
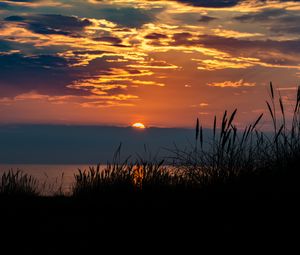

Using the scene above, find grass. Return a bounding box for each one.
[171,82,300,194]
[0,169,39,196]
[72,144,185,197]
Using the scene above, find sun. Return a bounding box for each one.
[132,122,146,129]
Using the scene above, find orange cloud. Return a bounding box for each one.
[208,79,256,88]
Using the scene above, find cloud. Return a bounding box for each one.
[197,35,300,67]
[234,8,285,22]
[144,33,168,40]
[208,79,256,88]
[277,86,298,91]
[191,102,209,107]
[1,0,69,8]
[0,51,108,97]
[90,0,300,9]
[0,52,147,108]
[0,45,172,110]
[173,0,300,8]
[211,28,262,38]
[196,35,300,55]
[0,53,76,97]
[234,8,300,34]
[0,39,12,52]
[199,103,209,107]
[195,57,258,70]
[174,0,241,8]
[0,2,11,9]
[198,15,218,22]
[171,32,193,44]
[5,0,38,2]
[96,7,158,28]
[4,14,92,37]
[0,90,138,109]
[168,34,300,69]
[93,36,122,45]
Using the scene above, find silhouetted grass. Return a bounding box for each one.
[171,83,300,194]
[72,144,186,197]
[0,169,39,196]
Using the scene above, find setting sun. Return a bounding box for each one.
[132,122,146,129]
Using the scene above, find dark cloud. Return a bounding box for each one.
[170,33,300,54]
[0,38,65,55]
[172,32,193,44]
[0,40,12,52]
[198,15,218,22]
[93,36,122,45]
[85,55,127,71]
[72,50,108,55]
[235,8,300,34]
[76,3,159,27]
[4,14,92,36]
[144,33,168,40]
[96,7,157,28]
[0,53,76,97]
[5,0,38,2]
[272,25,300,34]
[5,16,26,22]
[234,9,285,22]
[202,35,300,54]
[174,0,300,8]
[113,28,132,32]
[280,0,300,2]
[0,51,142,98]
[0,2,10,9]
[0,0,38,9]
[93,0,300,8]
[166,33,300,67]
[198,35,300,66]
[175,0,240,7]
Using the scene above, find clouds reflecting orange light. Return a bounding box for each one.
[1,0,300,128]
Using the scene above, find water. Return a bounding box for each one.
[0,164,95,195]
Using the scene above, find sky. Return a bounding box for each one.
[1,0,300,128]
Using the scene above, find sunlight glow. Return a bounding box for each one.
[132,122,146,129]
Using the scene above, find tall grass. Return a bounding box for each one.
[0,170,40,196]
[72,144,184,197]
[171,83,300,191]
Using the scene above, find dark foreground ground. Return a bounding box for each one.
[1,190,299,254]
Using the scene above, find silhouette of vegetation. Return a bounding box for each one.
[172,82,300,194]
[72,144,185,197]
[0,169,39,196]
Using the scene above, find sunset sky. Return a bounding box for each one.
[1,0,300,128]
